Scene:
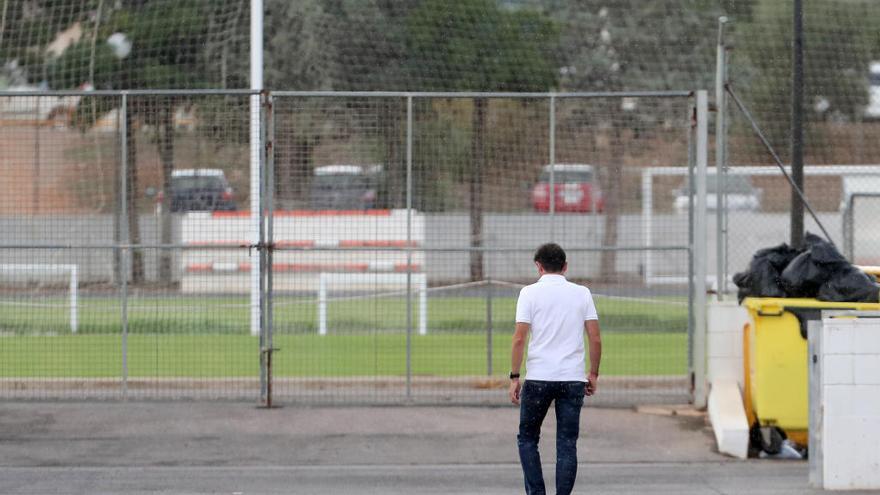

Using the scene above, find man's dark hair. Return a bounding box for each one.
[534,243,566,273]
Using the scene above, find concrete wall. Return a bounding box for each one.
[0,215,180,283]
[0,211,859,288]
[810,313,880,490]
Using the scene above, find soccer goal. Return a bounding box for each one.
[0,264,78,333]
[318,273,427,336]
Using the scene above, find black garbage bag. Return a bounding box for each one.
[818,266,880,303]
[734,243,800,302]
[780,233,849,298]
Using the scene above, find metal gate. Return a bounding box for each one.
[0,89,708,406]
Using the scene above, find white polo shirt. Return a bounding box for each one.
[515,274,599,382]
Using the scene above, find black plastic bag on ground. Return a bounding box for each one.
[734,243,800,302]
[817,266,880,303]
[780,233,849,298]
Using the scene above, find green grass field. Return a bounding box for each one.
[0,294,688,377]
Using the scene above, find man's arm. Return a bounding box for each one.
[509,322,529,404]
[585,319,602,396]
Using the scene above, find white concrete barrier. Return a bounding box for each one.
[707,379,750,459]
[180,209,424,293]
[809,311,880,491]
[706,297,751,459]
[707,297,749,388]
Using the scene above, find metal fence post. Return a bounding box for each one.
[486,258,493,377]
[406,95,414,400]
[120,92,129,399]
[687,110,696,375]
[693,90,709,409]
[715,16,730,297]
[260,91,276,407]
[549,95,556,240]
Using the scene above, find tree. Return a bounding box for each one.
[550,0,720,282]
[51,0,237,285]
[263,0,406,208]
[403,0,559,280]
[733,0,875,153]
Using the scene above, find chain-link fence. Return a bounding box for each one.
[712,8,880,297]
[0,89,705,406]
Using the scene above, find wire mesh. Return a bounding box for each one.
[0,92,260,399]
[6,1,880,300]
[721,1,880,292]
[265,93,693,406]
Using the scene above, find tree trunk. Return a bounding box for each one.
[599,127,623,282]
[158,102,175,284]
[126,105,144,284]
[381,101,403,208]
[469,98,486,281]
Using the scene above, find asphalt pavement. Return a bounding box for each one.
[0,402,863,494]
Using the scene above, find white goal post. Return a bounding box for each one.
[641,164,880,286]
[318,273,427,336]
[0,264,78,333]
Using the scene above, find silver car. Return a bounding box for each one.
[673,175,761,213]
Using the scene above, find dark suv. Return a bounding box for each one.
[309,165,383,210]
[167,169,236,212]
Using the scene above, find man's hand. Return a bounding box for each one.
[585,373,599,397]
[509,378,522,405]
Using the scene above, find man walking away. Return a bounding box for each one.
[509,243,602,495]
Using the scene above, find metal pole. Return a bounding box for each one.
[33,97,39,214]
[715,16,729,297]
[693,90,709,409]
[405,95,413,400]
[120,93,129,399]
[258,92,271,406]
[687,114,696,374]
[844,195,855,261]
[486,266,493,377]
[791,0,805,249]
[263,92,276,407]
[249,0,263,336]
[549,95,556,240]
[641,171,652,284]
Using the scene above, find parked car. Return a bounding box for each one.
[673,174,761,213]
[531,164,605,213]
[162,169,236,212]
[309,164,384,210]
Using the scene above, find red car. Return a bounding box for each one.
[531,164,605,213]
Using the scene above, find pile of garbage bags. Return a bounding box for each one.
[733,232,880,303]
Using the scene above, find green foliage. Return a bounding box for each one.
[47,0,217,90]
[412,112,473,211]
[403,0,560,91]
[732,0,877,153]
[551,0,720,92]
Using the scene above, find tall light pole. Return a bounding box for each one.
[791,0,805,248]
[250,0,263,336]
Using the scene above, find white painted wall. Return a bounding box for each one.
[811,313,880,491]
[180,210,425,293]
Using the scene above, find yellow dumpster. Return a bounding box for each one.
[743,296,880,445]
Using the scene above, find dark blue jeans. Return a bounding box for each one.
[517,380,585,495]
